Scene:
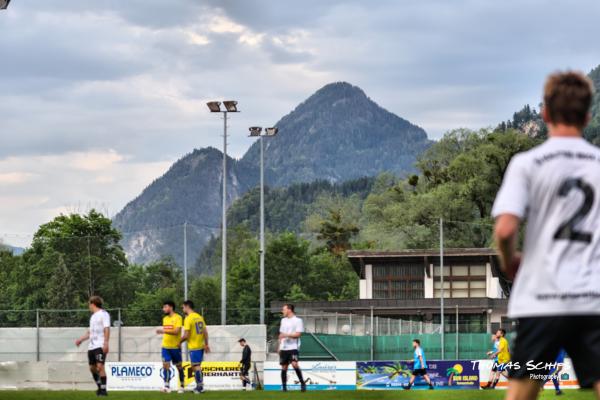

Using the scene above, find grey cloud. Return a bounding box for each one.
[2,0,600,237]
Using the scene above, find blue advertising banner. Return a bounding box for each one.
[357,360,480,390]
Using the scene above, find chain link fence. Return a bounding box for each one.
[0,308,266,363]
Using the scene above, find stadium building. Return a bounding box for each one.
[273,248,510,334]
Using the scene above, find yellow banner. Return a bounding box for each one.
[182,361,242,388]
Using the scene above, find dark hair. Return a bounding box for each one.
[183,300,194,309]
[544,71,594,129]
[89,296,103,308]
[163,300,175,308]
[413,339,420,345]
[283,303,295,312]
[499,328,506,336]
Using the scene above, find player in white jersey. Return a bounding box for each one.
[75,296,111,397]
[278,303,306,392]
[493,71,600,399]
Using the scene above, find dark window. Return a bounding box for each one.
[372,263,424,299]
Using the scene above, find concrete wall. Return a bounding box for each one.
[0,325,266,363]
[0,361,267,391]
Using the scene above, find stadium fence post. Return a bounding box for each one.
[369,306,374,360]
[440,217,445,360]
[35,308,40,362]
[456,305,459,359]
[117,308,122,362]
[349,313,353,335]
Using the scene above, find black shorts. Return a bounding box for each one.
[240,363,250,377]
[509,316,600,388]
[87,348,105,365]
[412,368,427,376]
[279,349,299,365]
[491,363,498,372]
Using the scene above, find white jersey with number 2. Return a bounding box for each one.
[492,137,600,318]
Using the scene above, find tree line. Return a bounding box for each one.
[0,127,540,328]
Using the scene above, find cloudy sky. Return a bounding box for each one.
[2,0,600,246]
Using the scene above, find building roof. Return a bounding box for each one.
[347,248,499,276]
[271,297,508,316]
[346,248,510,297]
[347,248,497,259]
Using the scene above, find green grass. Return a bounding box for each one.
[0,390,596,400]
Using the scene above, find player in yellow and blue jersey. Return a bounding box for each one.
[179,300,210,394]
[155,300,184,393]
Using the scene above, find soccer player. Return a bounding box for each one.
[155,300,185,393]
[544,349,566,396]
[238,338,252,390]
[179,300,210,394]
[404,339,434,390]
[493,70,600,399]
[75,296,110,397]
[484,333,500,389]
[487,329,511,388]
[278,303,306,392]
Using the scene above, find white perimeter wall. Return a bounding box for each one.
[0,325,266,363]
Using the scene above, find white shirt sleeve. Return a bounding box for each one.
[279,320,284,333]
[295,318,304,333]
[102,311,111,328]
[492,154,530,219]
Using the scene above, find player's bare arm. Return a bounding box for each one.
[278,331,301,340]
[103,327,110,355]
[156,326,181,336]
[494,213,521,280]
[179,329,189,346]
[75,329,90,347]
[203,327,210,352]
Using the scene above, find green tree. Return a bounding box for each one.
[14,210,131,315]
[316,210,359,255]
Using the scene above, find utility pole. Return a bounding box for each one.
[440,218,445,360]
[184,221,188,300]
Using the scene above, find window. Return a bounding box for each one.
[433,264,487,298]
[372,263,424,299]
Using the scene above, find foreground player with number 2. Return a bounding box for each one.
[493,71,600,400]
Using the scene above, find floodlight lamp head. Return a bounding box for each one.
[206,101,222,112]
[265,127,279,136]
[249,127,263,137]
[223,100,238,112]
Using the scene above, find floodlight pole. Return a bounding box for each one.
[221,112,228,326]
[259,135,265,325]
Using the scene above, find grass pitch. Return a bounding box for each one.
[0,390,596,400]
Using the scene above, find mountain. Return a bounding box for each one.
[194,176,375,275]
[114,82,431,267]
[0,243,24,255]
[113,147,256,266]
[499,65,600,141]
[241,82,430,186]
[586,65,600,144]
